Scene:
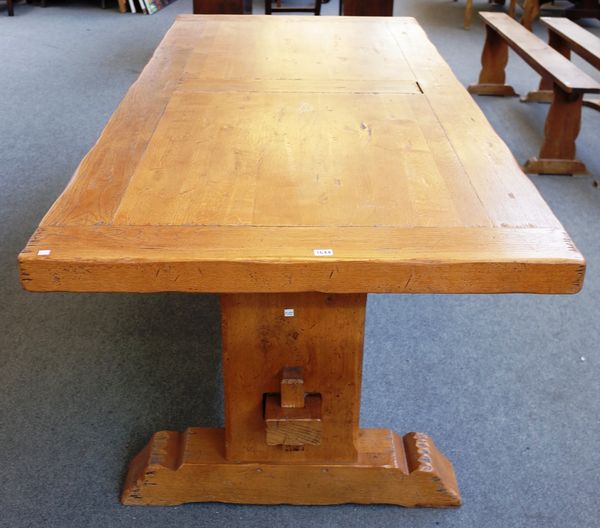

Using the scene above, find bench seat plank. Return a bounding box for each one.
[541,17,600,70]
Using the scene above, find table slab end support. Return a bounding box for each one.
[121,428,461,508]
[121,292,461,508]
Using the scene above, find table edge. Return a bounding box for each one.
[18,225,585,294]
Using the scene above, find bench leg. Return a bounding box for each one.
[520,0,539,30]
[464,0,473,29]
[121,293,461,507]
[508,0,516,17]
[7,0,14,15]
[468,25,517,96]
[522,31,571,104]
[524,85,586,175]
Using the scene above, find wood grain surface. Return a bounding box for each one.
[19,15,585,294]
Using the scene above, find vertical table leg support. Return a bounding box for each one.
[468,25,518,96]
[121,293,461,507]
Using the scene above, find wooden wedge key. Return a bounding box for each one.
[19,15,585,509]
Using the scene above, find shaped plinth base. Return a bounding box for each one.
[467,84,518,96]
[524,157,587,175]
[521,90,553,104]
[122,428,461,508]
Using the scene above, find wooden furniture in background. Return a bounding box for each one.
[463,0,516,29]
[340,0,394,16]
[266,0,321,15]
[562,0,600,20]
[5,0,14,16]
[19,14,585,507]
[521,0,600,30]
[523,17,600,111]
[193,0,251,13]
[33,0,119,10]
[520,0,539,29]
[468,12,600,174]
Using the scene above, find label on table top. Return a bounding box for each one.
[37,249,51,256]
[313,249,334,257]
[284,309,295,317]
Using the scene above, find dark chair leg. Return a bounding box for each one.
[7,0,14,15]
[41,0,47,6]
[315,0,321,15]
[101,0,107,8]
[265,0,271,14]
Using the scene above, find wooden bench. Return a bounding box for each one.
[520,0,600,31]
[523,17,600,112]
[468,12,600,175]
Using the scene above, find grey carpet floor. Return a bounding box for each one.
[1,1,599,527]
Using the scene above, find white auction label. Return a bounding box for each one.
[313,249,334,257]
[284,309,295,317]
[37,249,51,256]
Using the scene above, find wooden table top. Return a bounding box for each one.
[19,15,585,295]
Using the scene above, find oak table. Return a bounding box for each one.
[19,15,585,508]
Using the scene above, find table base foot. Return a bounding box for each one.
[122,428,461,507]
